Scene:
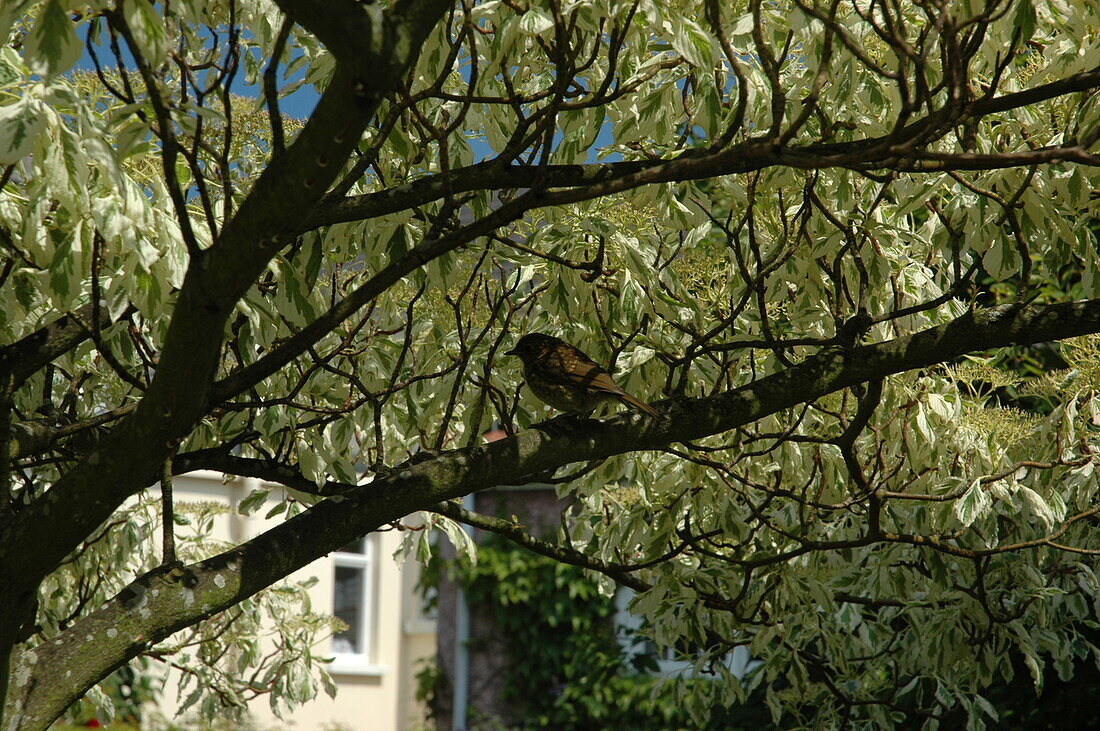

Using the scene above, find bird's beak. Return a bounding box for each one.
[504,346,518,356]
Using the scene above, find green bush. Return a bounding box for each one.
[445,536,772,729]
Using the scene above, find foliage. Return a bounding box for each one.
[1,0,1100,728]
[443,535,774,729]
[964,644,1100,731]
[63,663,154,728]
[413,657,448,726]
[39,492,342,725]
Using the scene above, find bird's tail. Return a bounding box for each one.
[616,392,659,417]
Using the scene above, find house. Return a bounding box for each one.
[147,470,436,730]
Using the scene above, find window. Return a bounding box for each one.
[330,537,382,675]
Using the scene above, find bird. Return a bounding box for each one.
[505,333,659,418]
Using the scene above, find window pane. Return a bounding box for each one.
[332,566,363,654]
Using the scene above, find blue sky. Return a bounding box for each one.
[73,25,629,166]
[75,26,320,119]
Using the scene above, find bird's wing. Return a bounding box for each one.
[532,346,623,393]
[529,360,615,390]
[532,345,659,417]
[573,364,629,397]
[561,364,660,417]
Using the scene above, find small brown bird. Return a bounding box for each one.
[505,333,659,418]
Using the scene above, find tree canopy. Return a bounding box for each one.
[1,0,1099,727]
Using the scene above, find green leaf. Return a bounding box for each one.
[1013,0,1036,44]
[955,479,990,527]
[238,488,271,516]
[320,669,338,700]
[265,501,288,519]
[87,683,116,726]
[0,46,24,88]
[435,513,477,563]
[120,0,169,67]
[0,93,43,164]
[1017,486,1056,528]
[47,227,77,304]
[672,17,715,69]
[23,0,81,81]
[728,13,755,43]
[518,7,553,36]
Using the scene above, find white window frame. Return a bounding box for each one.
[329,535,385,676]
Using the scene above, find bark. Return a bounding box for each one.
[0,303,111,389]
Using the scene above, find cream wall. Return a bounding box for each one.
[153,471,435,730]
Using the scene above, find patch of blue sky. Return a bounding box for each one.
[71,20,762,174]
[74,22,319,119]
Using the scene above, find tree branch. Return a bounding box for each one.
[305,68,1100,230]
[0,303,113,390]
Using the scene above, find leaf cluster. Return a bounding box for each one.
[442,534,774,729]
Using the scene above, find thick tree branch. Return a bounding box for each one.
[0,0,453,644]
[173,451,351,498]
[432,502,939,613]
[431,500,651,590]
[196,64,1100,428]
[7,406,129,463]
[0,303,112,390]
